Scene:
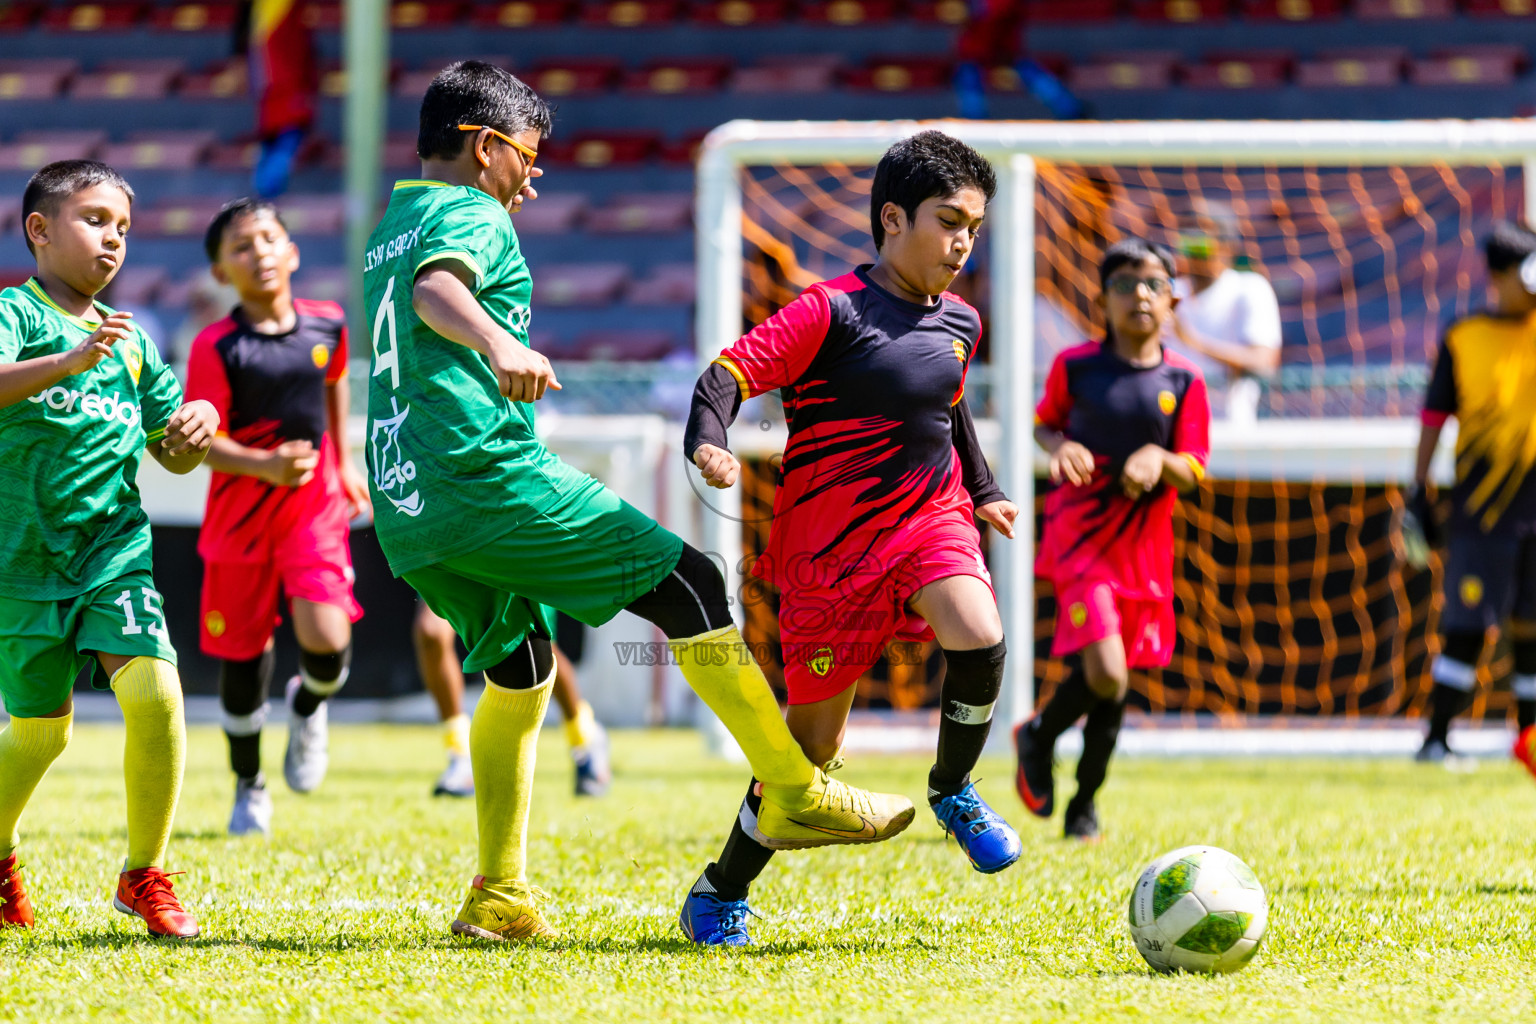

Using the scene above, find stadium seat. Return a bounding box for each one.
[844,56,953,92]
[98,130,216,170]
[275,195,344,236]
[178,58,247,99]
[1295,48,1406,88]
[147,1,238,32]
[105,265,168,307]
[907,0,971,25]
[468,1,572,28]
[303,1,342,29]
[382,133,420,169]
[394,57,512,99]
[1069,53,1180,92]
[1182,51,1293,89]
[71,60,185,101]
[319,61,401,100]
[1462,0,1535,15]
[1410,47,1524,86]
[0,130,105,171]
[0,59,77,101]
[41,1,144,32]
[585,193,692,234]
[1238,0,1344,16]
[1354,0,1454,18]
[626,262,695,305]
[797,0,900,25]
[657,132,705,165]
[622,58,732,95]
[509,192,588,234]
[573,329,681,360]
[532,263,632,306]
[0,3,39,31]
[687,0,791,25]
[1129,0,1232,22]
[578,1,681,26]
[0,268,35,289]
[0,196,21,235]
[1022,0,1118,21]
[730,55,841,94]
[135,199,227,237]
[390,1,464,28]
[541,132,661,166]
[528,59,622,97]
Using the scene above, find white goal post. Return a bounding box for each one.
[695,119,1536,749]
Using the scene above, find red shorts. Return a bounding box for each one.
[1050,578,1174,669]
[777,507,993,705]
[200,525,362,660]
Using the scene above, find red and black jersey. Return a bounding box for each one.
[1035,340,1210,602]
[686,266,1004,591]
[185,298,350,562]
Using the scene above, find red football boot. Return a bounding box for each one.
[0,854,34,928]
[114,867,200,939]
[1013,717,1055,819]
[1513,725,1536,781]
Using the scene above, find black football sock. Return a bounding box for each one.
[220,648,274,781]
[1427,681,1475,745]
[293,644,352,718]
[1427,634,1481,745]
[1074,696,1126,803]
[1033,662,1096,745]
[698,779,774,902]
[928,641,1007,803]
[1513,638,1536,731]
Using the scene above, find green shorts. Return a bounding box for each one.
[0,569,178,718]
[403,477,684,674]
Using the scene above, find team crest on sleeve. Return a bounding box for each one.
[311,344,330,369]
[808,646,835,677]
[951,339,967,363]
[1157,390,1177,415]
[1460,575,1484,608]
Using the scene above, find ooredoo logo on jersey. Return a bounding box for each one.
[28,385,141,427]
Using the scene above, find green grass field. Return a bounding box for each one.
[4,725,1536,1022]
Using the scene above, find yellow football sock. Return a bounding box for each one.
[669,625,816,791]
[110,657,186,870]
[471,669,553,881]
[563,700,596,750]
[0,712,73,857]
[444,712,471,757]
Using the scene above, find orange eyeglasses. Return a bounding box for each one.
[457,124,538,168]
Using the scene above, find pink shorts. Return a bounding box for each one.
[778,509,993,705]
[200,530,362,660]
[1051,578,1174,670]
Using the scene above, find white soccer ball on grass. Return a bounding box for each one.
[1128,845,1268,974]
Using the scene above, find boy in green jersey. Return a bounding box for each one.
[0,161,219,939]
[366,61,915,941]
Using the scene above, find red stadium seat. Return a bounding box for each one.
[395,57,512,98]
[797,0,900,24]
[657,132,706,165]
[585,193,692,234]
[626,262,695,306]
[1295,48,1406,87]
[42,2,144,32]
[148,2,238,31]
[573,330,680,361]
[908,0,971,25]
[1182,51,1293,89]
[689,0,791,24]
[178,58,247,99]
[532,263,631,307]
[98,131,216,169]
[390,1,464,28]
[541,132,661,167]
[303,1,342,29]
[105,265,168,307]
[1129,0,1232,22]
[1023,0,1118,22]
[0,268,36,289]
[731,55,841,93]
[622,58,732,95]
[382,133,420,169]
[528,59,621,97]
[1410,47,1523,86]
[469,1,572,28]
[71,60,185,101]
[510,192,588,234]
[1238,0,1344,16]
[135,200,227,238]
[1354,0,1454,18]
[204,138,261,171]
[578,1,681,26]
[0,130,105,171]
[0,59,77,101]
[319,61,400,100]
[275,195,345,237]
[1068,53,1179,91]
[1463,0,1535,15]
[0,3,39,30]
[844,57,953,92]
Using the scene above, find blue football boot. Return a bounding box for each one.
[679,874,754,947]
[931,783,1023,875]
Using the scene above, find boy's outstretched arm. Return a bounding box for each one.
[0,312,134,409]
[684,362,742,489]
[412,263,559,403]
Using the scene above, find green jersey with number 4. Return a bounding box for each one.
[364,180,580,576]
[0,279,184,600]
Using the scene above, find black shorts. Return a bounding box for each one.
[1440,530,1536,633]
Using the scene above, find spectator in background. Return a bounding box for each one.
[1170,226,1283,425]
[239,0,316,197]
[953,0,1083,121]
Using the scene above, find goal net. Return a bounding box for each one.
[696,120,1536,747]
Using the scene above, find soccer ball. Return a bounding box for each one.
[1128,845,1268,974]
